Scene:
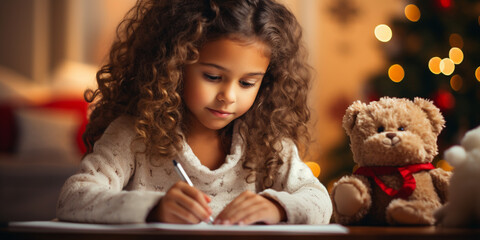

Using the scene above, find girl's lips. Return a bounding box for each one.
[208,108,232,118]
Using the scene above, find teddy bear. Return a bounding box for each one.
[331,97,451,225]
[434,126,480,228]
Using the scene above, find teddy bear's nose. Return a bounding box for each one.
[386,133,397,139]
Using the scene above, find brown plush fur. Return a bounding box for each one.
[331,97,451,225]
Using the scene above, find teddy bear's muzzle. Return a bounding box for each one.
[382,133,401,146]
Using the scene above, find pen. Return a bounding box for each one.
[172,160,214,224]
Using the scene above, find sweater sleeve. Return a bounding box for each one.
[259,141,333,224]
[56,117,163,223]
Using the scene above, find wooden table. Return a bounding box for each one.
[2,225,480,240]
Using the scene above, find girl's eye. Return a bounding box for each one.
[240,80,255,88]
[398,126,405,131]
[203,73,221,81]
[377,126,385,133]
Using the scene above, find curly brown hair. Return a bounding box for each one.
[84,0,311,188]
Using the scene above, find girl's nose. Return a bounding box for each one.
[217,84,236,104]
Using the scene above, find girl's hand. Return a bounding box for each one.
[147,181,212,224]
[214,190,286,225]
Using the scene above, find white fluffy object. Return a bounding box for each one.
[435,126,480,227]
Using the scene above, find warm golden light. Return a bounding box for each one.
[476,67,480,82]
[440,58,455,75]
[450,74,463,91]
[405,4,421,22]
[375,24,392,42]
[428,57,442,74]
[305,162,321,178]
[388,64,405,83]
[437,159,454,171]
[449,47,464,64]
[449,33,464,49]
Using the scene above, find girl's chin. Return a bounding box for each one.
[203,119,235,131]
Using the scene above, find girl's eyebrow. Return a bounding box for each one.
[199,62,265,76]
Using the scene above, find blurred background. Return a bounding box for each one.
[0,0,479,221]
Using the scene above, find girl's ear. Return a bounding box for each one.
[342,100,366,136]
[414,97,445,136]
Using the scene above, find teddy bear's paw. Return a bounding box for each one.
[387,200,435,225]
[333,183,365,216]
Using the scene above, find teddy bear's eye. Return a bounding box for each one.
[398,127,405,131]
[377,126,385,133]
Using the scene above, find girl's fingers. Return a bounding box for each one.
[179,182,212,212]
[204,194,212,203]
[215,191,258,224]
[224,200,262,224]
[162,182,212,223]
[214,191,250,221]
[165,202,201,224]
[229,204,267,225]
[175,192,212,222]
[215,191,284,225]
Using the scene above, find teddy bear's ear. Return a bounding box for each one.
[414,97,445,136]
[343,100,366,136]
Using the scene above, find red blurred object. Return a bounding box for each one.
[433,89,455,111]
[439,0,452,8]
[0,98,88,155]
[39,98,89,154]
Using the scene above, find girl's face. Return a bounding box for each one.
[183,38,270,132]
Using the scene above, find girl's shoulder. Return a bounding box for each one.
[110,115,136,127]
[93,115,145,153]
[277,138,297,153]
[102,115,137,138]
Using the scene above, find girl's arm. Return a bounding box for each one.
[56,116,163,223]
[258,140,333,224]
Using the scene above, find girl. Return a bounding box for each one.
[57,0,332,225]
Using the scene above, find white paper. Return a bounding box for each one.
[9,221,348,234]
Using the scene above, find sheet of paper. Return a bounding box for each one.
[9,221,348,234]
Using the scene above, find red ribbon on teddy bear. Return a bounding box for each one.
[354,163,435,199]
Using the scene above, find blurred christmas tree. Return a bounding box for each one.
[322,0,480,187]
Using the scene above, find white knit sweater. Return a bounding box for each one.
[56,116,332,224]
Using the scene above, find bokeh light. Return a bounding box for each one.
[405,4,421,22]
[428,57,442,74]
[388,64,405,82]
[436,159,454,171]
[439,58,455,75]
[434,89,455,110]
[449,47,464,64]
[305,161,321,178]
[440,0,452,8]
[476,66,480,82]
[449,33,464,49]
[450,74,463,91]
[375,24,392,42]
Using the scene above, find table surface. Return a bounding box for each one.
[2,225,480,240]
